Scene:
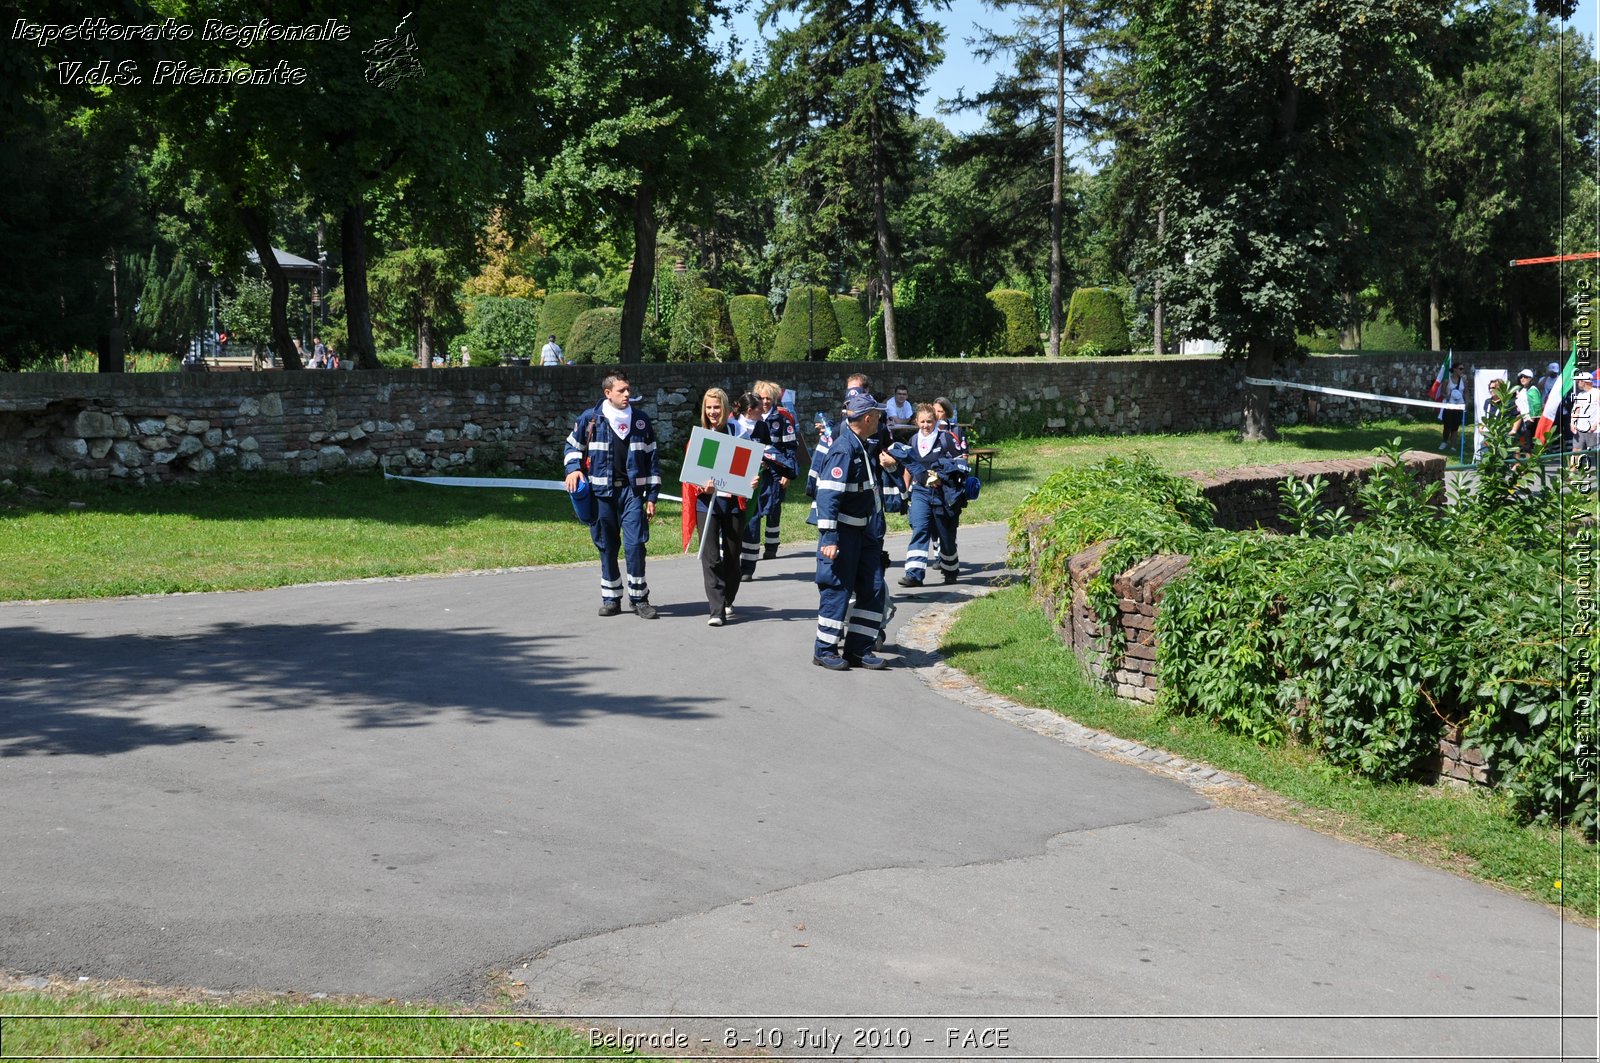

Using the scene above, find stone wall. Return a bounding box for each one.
[1027,453,1486,782]
[0,352,1527,483]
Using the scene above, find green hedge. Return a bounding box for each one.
[987,289,1041,357]
[1009,422,1590,835]
[462,295,542,365]
[566,307,623,364]
[1065,287,1129,354]
[669,286,735,362]
[832,295,868,352]
[773,286,841,361]
[870,265,999,359]
[537,291,595,350]
[728,295,776,361]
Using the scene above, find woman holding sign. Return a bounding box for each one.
[691,389,766,626]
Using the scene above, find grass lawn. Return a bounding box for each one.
[0,987,673,1060]
[0,418,1440,601]
[941,587,1598,922]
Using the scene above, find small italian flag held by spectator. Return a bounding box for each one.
[1534,346,1577,444]
[1428,349,1452,401]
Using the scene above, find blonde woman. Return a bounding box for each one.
[693,388,763,625]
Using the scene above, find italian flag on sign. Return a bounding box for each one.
[1534,347,1577,444]
[682,426,764,498]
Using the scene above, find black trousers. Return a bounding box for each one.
[697,504,745,615]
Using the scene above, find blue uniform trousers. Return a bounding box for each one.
[815,532,886,658]
[903,489,959,583]
[591,491,650,603]
[741,474,785,576]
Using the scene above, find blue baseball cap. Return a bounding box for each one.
[843,391,886,420]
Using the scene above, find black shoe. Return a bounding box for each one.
[763,547,778,560]
[813,651,849,671]
[847,653,888,670]
[634,599,658,620]
[942,570,958,584]
[898,575,923,587]
[598,600,621,617]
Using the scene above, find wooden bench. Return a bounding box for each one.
[967,447,997,480]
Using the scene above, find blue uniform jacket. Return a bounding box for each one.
[812,429,886,548]
[564,402,661,501]
[889,430,969,514]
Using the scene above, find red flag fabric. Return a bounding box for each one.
[680,483,700,551]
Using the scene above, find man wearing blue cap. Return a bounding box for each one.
[812,390,891,670]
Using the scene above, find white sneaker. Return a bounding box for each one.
[1438,442,1448,451]
[707,613,724,627]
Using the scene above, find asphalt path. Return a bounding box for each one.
[1,520,1594,1060]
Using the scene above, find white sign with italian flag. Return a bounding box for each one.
[682,427,764,498]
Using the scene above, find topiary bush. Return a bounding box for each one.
[1065,287,1129,354]
[832,295,868,352]
[773,286,841,361]
[826,342,866,362]
[565,307,623,364]
[728,295,776,362]
[536,291,595,350]
[874,264,1000,359]
[987,289,1042,357]
[669,285,735,362]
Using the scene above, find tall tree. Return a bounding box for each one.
[525,1,764,362]
[1122,0,1449,438]
[953,0,1102,357]
[764,0,947,360]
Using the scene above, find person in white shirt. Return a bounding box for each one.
[540,335,568,367]
[884,384,915,439]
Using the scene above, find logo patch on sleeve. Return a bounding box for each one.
[830,466,843,478]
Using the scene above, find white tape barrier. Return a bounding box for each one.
[384,472,682,503]
[1244,377,1465,412]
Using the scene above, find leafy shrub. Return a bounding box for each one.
[987,289,1041,357]
[1008,454,1216,646]
[1065,287,1129,354]
[463,295,541,364]
[669,285,735,362]
[1359,308,1421,351]
[566,307,623,364]
[826,342,866,362]
[773,286,841,361]
[832,295,868,352]
[1012,422,1589,833]
[536,291,595,350]
[378,348,415,370]
[728,295,776,362]
[872,264,1000,359]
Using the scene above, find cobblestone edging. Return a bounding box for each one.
[896,588,1250,793]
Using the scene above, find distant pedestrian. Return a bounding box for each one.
[541,335,568,367]
[1511,368,1541,453]
[893,404,969,587]
[563,371,661,619]
[1439,363,1467,451]
[460,345,471,368]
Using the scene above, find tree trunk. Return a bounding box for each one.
[622,182,657,364]
[1428,275,1442,351]
[238,204,301,371]
[1242,337,1278,441]
[417,309,434,369]
[1048,8,1066,359]
[1339,291,1359,350]
[869,108,899,361]
[341,199,378,370]
[1152,208,1165,356]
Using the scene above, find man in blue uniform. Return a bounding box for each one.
[812,391,891,671]
[563,371,661,618]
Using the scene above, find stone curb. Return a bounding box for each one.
[896,585,1252,793]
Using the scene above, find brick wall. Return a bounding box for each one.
[0,352,1525,483]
